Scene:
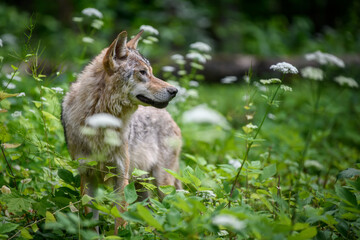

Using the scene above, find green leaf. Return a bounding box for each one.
[164,168,190,184]
[104,172,117,181]
[289,227,317,240]
[0,223,19,234]
[11,65,18,71]
[132,168,149,177]
[110,206,122,218]
[335,185,357,206]
[32,101,41,108]
[105,236,123,240]
[21,228,33,239]
[0,192,35,213]
[124,182,138,204]
[31,224,39,233]
[337,168,360,180]
[45,211,56,224]
[81,194,93,205]
[159,185,176,195]
[58,169,74,185]
[260,164,277,181]
[136,204,164,231]
[42,111,59,121]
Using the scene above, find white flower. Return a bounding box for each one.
[187,89,199,98]
[86,113,122,128]
[41,97,47,101]
[301,67,324,81]
[334,76,358,88]
[3,82,16,89]
[182,104,229,129]
[11,111,22,118]
[245,123,258,129]
[229,159,241,169]
[6,74,21,81]
[51,87,64,94]
[221,76,237,84]
[82,37,94,44]
[82,8,103,18]
[0,39,3,47]
[280,85,293,92]
[176,189,190,194]
[198,190,216,199]
[29,109,36,114]
[243,75,250,84]
[104,129,122,146]
[162,66,175,72]
[171,54,184,61]
[189,81,199,87]
[270,62,298,74]
[171,54,185,65]
[72,17,83,22]
[17,92,25,97]
[267,113,276,120]
[186,52,206,64]
[140,25,159,35]
[218,230,229,236]
[260,78,281,85]
[305,51,345,68]
[1,185,11,194]
[91,19,104,29]
[190,42,211,52]
[253,82,268,92]
[212,215,246,231]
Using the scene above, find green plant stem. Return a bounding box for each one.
[291,81,321,226]
[229,84,282,198]
[0,142,18,190]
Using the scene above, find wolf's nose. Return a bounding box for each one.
[167,87,178,96]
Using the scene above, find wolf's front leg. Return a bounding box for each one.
[80,173,100,232]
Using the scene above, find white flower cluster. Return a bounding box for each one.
[140,25,159,35]
[86,113,122,128]
[212,214,246,231]
[260,78,281,85]
[245,123,258,129]
[190,42,211,52]
[162,66,175,72]
[229,159,241,169]
[221,76,237,84]
[280,85,293,92]
[182,104,229,129]
[11,111,22,118]
[301,67,324,81]
[334,76,358,88]
[270,62,298,74]
[197,190,216,200]
[186,52,206,64]
[82,37,94,44]
[82,8,103,19]
[171,54,185,65]
[51,87,64,94]
[17,92,25,97]
[305,51,345,68]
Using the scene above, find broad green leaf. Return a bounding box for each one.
[86,161,98,166]
[45,211,56,224]
[42,111,59,121]
[335,185,357,206]
[0,192,35,213]
[164,168,190,184]
[11,65,18,71]
[110,206,122,218]
[81,194,93,205]
[289,227,317,240]
[32,101,42,108]
[159,185,176,195]
[105,236,123,240]
[58,169,74,184]
[92,202,111,214]
[0,223,19,234]
[104,172,117,181]
[132,168,149,177]
[337,168,360,180]
[124,182,137,204]
[31,224,39,233]
[136,204,164,231]
[21,228,33,239]
[139,182,157,191]
[260,164,277,181]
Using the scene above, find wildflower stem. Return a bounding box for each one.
[229,83,282,198]
[0,141,18,190]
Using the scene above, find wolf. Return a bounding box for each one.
[61,30,182,231]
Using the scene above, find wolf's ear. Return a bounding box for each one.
[104,31,128,75]
[126,30,144,49]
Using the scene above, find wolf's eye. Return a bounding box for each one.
[139,70,147,76]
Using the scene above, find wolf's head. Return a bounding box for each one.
[102,31,178,109]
